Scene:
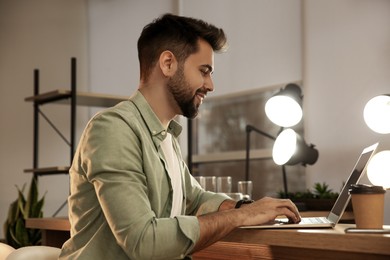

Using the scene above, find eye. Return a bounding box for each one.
[200,69,209,76]
[200,67,212,76]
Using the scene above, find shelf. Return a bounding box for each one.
[24,166,70,176]
[192,148,272,164]
[26,217,70,231]
[25,89,128,107]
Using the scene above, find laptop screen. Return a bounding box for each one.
[327,143,378,222]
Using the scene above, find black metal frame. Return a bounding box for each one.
[245,124,289,195]
[31,58,77,216]
[31,58,77,176]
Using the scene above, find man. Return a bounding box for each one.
[60,13,300,259]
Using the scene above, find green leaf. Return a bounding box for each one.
[6,199,18,224]
[15,218,29,247]
[9,223,22,248]
[29,228,42,245]
[31,196,45,217]
[3,177,45,247]
[16,186,27,219]
[26,177,39,218]
[3,221,13,246]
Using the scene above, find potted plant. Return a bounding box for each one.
[3,177,45,248]
[278,182,345,211]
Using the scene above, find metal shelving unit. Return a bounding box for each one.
[24,57,127,177]
[24,57,128,216]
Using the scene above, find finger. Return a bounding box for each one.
[275,202,301,223]
[278,199,301,220]
[277,207,300,223]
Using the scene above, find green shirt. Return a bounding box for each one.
[59,91,229,260]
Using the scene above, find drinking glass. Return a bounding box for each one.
[238,181,253,200]
[217,176,232,193]
[198,176,217,192]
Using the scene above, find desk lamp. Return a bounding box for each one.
[245,83,318,195]
[272,128,318,166]
[364,94,390,189]
[265,83,303,127]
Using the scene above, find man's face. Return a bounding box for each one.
[168,39,215,119]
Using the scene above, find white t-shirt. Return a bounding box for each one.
[160,132,183,218]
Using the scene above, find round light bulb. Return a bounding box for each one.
[273,129,297,165]
[265,96,302,127]
[363,95,390,134]
[367,151,390,189]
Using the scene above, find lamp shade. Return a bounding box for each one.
[363,94,390,134]
[265,84,303,127]
[272,129,319,166]
[367,151,390,189]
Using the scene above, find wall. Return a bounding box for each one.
[87,0,178,96]
[87,0,302,96]
[304,0,390,223]
[181,0,302,96]
[0,0,89,237]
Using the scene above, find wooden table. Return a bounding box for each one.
[27,213,390,259]
[193,224,390,260]
[26,211,350,248]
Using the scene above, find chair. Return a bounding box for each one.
[5,246,61,260]
[0,242,15,260]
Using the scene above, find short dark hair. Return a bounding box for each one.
[137,13,228,81]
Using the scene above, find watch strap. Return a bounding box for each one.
[235,199,254,208]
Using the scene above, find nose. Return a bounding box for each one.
[205,76,214,92]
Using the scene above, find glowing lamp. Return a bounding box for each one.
[265,83,303,127]
[367,151,390,189]
[363,94,390,134]
[273,129,319,166]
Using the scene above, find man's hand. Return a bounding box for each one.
[192,197,301,253]
[237,197,301,226]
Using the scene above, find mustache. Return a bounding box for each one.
[196,88,208,97]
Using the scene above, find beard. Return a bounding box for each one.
[167,67,202,119]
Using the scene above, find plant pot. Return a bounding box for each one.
[292,198,353,212]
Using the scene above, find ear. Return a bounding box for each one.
[159,50,178,77]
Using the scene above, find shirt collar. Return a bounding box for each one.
[130,90,182,141]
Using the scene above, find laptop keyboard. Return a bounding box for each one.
[300,217,332,224]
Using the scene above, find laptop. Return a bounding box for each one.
[242,142,379,229]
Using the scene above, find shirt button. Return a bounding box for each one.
[161,131,166,136]
[152,130,156,135]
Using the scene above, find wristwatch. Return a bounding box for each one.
[235,199,254,208]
